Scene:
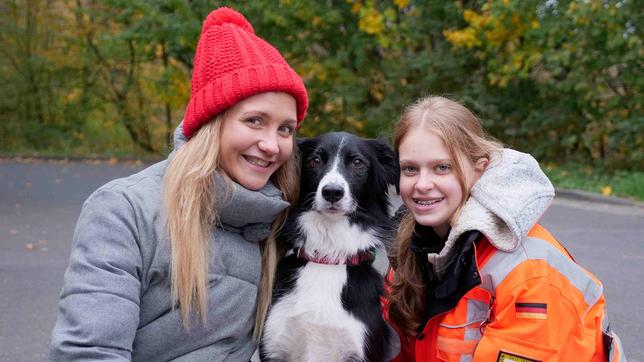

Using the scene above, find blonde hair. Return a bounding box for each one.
[163,117,298,339]
[388,95,502,334]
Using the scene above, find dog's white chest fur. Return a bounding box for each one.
[262,263,367,361]
[297,211,381,260]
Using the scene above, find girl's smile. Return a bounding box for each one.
[411,197,445,209]
[398,128,484,239]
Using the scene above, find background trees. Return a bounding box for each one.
[1,0,641,169]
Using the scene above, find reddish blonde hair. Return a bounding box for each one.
[388,96,502,333]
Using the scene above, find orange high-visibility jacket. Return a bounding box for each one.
[386,224,625,362]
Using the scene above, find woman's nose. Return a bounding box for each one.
[258,134,279,155]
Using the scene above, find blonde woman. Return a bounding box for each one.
[48,7,307,361]
[384,96,625,361]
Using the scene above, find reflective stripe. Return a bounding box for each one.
[602,309,610,330]
[479,236,603,308]
[610,331,627,362]
[465,298,486,337]
[464,297,484,359]
[436,336,478,354]
[603,311,627,362]
[459,296,487,361]
[434,297,487,361]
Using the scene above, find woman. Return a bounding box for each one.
[384,96,625,361]
[48,7,308,361]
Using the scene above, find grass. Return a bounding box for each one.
[542,163,644,202]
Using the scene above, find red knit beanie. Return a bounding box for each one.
[182,7,309,138]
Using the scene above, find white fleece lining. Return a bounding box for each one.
[426,149,555,280]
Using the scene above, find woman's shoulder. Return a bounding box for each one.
[84,160,168,210]
[101,159,167,191]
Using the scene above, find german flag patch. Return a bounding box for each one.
[497,350,540,362]
[515,302,547,320]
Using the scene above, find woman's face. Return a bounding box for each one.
[219,92,297,190]
[398,128,484,239]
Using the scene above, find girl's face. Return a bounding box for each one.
[219,92,297,190]
[398,127,485,239]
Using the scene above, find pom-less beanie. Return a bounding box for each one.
[183,7,309,138]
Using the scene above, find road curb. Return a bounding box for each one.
[555,188,644,208]
[2,155,642,208]
[0,155,163,163]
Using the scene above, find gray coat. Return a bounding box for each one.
[48,127,289,361]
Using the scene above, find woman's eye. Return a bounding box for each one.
[245,117,262,126]
[309,156,321,168]
[278,124,295,136]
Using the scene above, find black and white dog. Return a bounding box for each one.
[260,132,399,362]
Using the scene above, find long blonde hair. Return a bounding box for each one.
[163,117,298,339]
[388,95,502,334]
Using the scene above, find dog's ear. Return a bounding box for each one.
[296,137,311,150]
[295,137,315,168]
[369,138,400,193]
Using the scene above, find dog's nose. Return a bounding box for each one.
[322,183,344,203]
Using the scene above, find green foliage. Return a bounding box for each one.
[543,163,644,201]
[0,0,641,171]
[443,0,642,169]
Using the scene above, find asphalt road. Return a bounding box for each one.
[1,159,643,361]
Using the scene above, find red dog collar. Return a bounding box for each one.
[295,248,376,266]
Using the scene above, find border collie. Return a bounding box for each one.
[260,132,399,362]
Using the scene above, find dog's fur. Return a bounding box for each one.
[260,132,399,362]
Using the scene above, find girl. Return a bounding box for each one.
[48,7,308,361]
[385,96,625,361]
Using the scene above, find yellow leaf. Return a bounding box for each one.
[394,0,410,9]
[359,8,385,35]
[601,186,613,196]
[351,1,362,14]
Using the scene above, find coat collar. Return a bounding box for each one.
[214,172,289,243]
[416,230,483,334]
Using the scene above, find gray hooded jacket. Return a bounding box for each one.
[48,125,289,361]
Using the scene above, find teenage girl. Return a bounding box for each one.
[385,96,625,361]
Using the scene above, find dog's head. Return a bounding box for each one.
[296,132,399,219]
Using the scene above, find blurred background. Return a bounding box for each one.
[1,1,643,360]
[0,0,641,199]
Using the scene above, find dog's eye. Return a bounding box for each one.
[308,157,321,168]
[351,158,365,168]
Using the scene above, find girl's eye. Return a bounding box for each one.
[435,164,451,173]
[351,158,364,168]
[278,124,295,136]
[401,166,417,175]
[309,156,321,168]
